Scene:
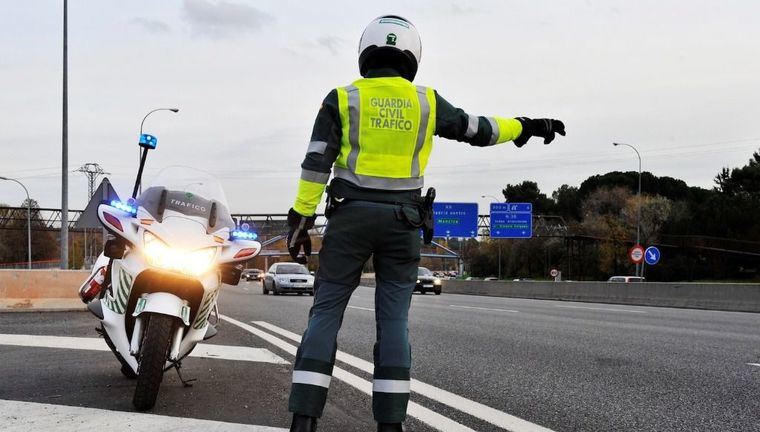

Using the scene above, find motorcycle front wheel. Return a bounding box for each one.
[133,313,174,411]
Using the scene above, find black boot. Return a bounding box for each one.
[290,414,317,432]
[377,423,403,432]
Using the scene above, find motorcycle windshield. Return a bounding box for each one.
[137,166,235,232]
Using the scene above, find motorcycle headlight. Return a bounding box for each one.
[434,278,442,285]
[143,231,216,277]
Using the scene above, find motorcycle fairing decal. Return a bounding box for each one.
[132,297,147,316]
[105,268,133,314]
[192,289,218,330]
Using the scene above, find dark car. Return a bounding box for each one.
[415,267,442,295]
[241,268,263,281]
[263,263,315,296]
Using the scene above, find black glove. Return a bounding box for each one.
[287,208,316,264]
[513,117,566,147]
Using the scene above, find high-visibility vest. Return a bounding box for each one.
[334,76,436,190]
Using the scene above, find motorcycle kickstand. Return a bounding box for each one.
[171,361,197,387]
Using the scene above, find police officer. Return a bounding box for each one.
[286,15,565,432]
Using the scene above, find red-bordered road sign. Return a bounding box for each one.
[629,245,644,264]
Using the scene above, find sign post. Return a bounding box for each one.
[432,202,478,238]
[641,246,661,279]
[629,245,644,265]
[644,246,661,265]
[490,203,532,239]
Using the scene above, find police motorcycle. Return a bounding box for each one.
[78,134,261,411]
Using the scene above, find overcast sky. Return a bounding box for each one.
[2,0,759,213]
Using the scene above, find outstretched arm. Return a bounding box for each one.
[292,90,342,217]
[434,91,565,147]
[287,90,342,263]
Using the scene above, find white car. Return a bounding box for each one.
[607,276,645,283]
[263,263,315,296]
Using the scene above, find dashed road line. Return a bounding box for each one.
[746,363,760,367]
[553,305,647,314]
[247,320,555,432]
[449,305,519,313]
[0,399,287,432]
[0,334,288,364]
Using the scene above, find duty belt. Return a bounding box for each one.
[326,178,423,208]
[325,179,436,244]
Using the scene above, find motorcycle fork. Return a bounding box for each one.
[130,317,144,356]
[169,325,184,361]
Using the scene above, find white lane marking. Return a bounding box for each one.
[747,363,760,367]
[347,305,374,312]
[222,316,476,432]
[250,320,555,432]
[0,334,289,364]
[449,305,519,313]
[553,305,647,314]
[0,398,287,432]
[191,344,288,364]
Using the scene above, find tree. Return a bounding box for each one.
[0,198,59,265]
[714,151,760,197]
[502,181,555,213]
[580,187,632,276]
[551,184,581,221]
[623,194,672,245]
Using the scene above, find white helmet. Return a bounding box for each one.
[358,15,422,81]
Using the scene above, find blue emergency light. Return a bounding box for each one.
[110,200,138,215]
[231,231,258,240]
[139,134,158,149]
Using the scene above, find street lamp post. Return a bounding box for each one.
[137,108,179,194]
[1,177,32,269]
[61,0,68,270]
[140,108,179,137]
[613,142,642,277]
[482,194,503,280]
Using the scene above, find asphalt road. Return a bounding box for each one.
[2,281,760,431]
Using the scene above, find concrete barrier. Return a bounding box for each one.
[0,270,87,311]
[360,275,760,312]
[440,280,760,313]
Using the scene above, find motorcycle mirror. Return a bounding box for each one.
[209,202,217,228]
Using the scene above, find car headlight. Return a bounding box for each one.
[434,278,442,285]
[143,231,216,277]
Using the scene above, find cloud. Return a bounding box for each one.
[316,36,346,55]
[450,3,479,15]
[182,0,274,39]
[131,17,171,34]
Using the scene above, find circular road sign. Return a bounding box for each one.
[550,269,559,277]
[629,245,645,264]
[644,246,661,265]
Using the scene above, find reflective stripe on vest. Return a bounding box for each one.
[335,77,436,190]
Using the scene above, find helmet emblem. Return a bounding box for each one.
[386,33,397,46]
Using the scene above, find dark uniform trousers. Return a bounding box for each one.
[288,200,421,423]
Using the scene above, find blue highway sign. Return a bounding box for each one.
[644,246,661,265]
[433,202,479,238]
[490,203,532,239]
